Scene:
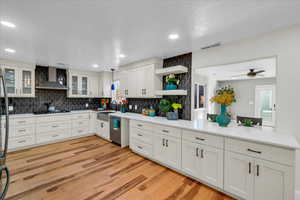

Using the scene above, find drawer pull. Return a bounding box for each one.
[195,137,205,141]
[162,130,169,133]
[247,148,262,154]
[249,162,252,174]
[18,129,26,132]
[137,133,143,137]
[196,147,199,157]
[137,146,143,149]
[166,139,168,147]
[18,140,26,143]
[200,149,204,158]
[52,125,58,128]
[52,134,59,137]
[137,124,143,127]
[78,130,83,133]
[256,165,260,176]
[18,121,26,124]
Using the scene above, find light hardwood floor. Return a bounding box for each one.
[6,136,235,200]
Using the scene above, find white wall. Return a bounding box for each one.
[192,24,300,196]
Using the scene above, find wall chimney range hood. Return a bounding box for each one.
[35,67,68,90]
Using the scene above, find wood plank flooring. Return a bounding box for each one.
[6,136,235,200]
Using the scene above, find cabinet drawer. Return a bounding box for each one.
[130,127,152,145]
[36,129,71,144]
[71,113,89,120]
[36,115,71,123]
[225,138,295,166]
[130,120,153,131]
[130,138,153,157]
[13,117,35,126]
[182,129,224,149]
[72,127,89,136]
[36,121,71,133]
[72,119,89,128]
[14,126,35,138]
[153,124,181,138]
[9,136,35,149]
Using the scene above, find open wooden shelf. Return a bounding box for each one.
[155,65,188,76]
[155,90,187,96]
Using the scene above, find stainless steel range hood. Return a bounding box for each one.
[35,67,68,90]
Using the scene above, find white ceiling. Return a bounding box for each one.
[1,0,300,71]
[196,57,276,81]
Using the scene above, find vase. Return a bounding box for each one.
[216,104,231,127]
[120,104,126,113]
[165,83,177,90]
[166,111,178,120]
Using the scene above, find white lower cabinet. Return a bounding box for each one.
[182,140,223,188]
[225,151,293,200]
[96,120,109,140]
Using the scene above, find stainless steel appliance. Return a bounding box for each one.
[110,116,121,145]
[0,69,10,200]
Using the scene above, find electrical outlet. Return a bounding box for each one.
[8,106,13,112]
[134,105,138,110]
[85,103,89,108]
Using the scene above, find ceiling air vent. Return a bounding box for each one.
[201,42,221,50]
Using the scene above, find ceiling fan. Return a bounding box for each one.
[231,68,265,78]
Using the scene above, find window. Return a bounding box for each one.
[194,83,206,109]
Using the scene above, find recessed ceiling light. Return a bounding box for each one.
[119,54,126,58]
[4,48,16,53]
[1,21,16,28]
[92,64,99,68]
[168,33,179,40]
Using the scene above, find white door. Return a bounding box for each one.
[254,159,293,200]
[181,140,200,178]
[224,151,254,200]
[255,85,276,126]
[152,133,166,163]
[200,144,223,188]
[164,135,181,170]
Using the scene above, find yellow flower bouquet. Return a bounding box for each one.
[210,86,236,106]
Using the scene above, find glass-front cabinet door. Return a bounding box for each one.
[3,67,18,96]
[72,75,79,96]
[21,69,34,96]
[81,76,88,96]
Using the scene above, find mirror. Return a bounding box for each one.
[193,57,277,127]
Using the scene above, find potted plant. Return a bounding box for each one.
[165,74,180,90]
[210,85,236,127]
[166,103,182,120]
[159,99,171,116]
[101,99,109,110]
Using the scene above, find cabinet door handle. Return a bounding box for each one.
[166,139,168,147]
[162,130,169,133]
[18,140,26,143]
[249,162,252,174]
[256,165,260,176]
[200,149,204,158]
[137,146,143,149]
[195,137,205,141]
[196,147,199,157]
[162,138,165,146]
[137,133,143,137]
[247,148,262,154]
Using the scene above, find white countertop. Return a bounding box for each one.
[110,112,300,149]
[2,110,93,118]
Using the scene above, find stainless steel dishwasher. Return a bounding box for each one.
[110,116,121,145]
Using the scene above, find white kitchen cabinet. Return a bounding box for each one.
[99,72,112,98]
[96,120,109,140]
[182,140,223,188]
[89,112,97,133]
[254,159,293,200]
[67,70,90,98]
[224,151,293,200]
[89,76,99,97]
[152,133,165,163]
[0,61,35,97]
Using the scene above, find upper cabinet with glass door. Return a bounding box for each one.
[67,69,90,98]
[0,59,35,98]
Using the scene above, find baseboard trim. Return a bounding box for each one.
[296,190,300,200]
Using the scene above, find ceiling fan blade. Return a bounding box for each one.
[231,74,247,77]
[255,70,265,74]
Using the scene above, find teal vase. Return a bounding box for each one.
[165,83,177,90]
[216,104,231,127]
[120,104,126,113]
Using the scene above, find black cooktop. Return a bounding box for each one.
[33,110,71,115]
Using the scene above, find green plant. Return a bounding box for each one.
[171,103,182,112]
[166,74,180,85]
[159,99,172,113]
[243,119,253,127]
